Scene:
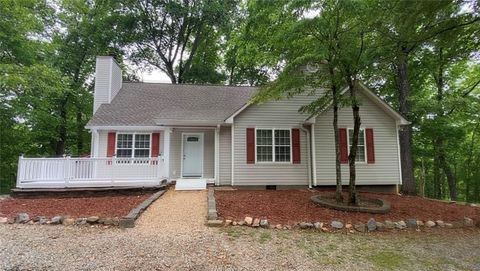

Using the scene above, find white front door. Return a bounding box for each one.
[182,134,203,177]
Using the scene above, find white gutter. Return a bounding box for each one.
[310,123,317,186]
[299,124,312,189]
[214,125,220,186]
[395,121,403,194]
[231,123,235,186]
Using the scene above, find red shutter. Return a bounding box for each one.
[246,128,255,164]
[107,132,116,157]
[292,128,301,164]
[366,128,375,164]
[339,128,348,164]
[151,133,160,157]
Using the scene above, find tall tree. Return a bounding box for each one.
[120,0,237,84]
[370,0,479,195]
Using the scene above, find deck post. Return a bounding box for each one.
[163,128,171,180]
[16,155,24,188]
[65,155,71,187]
[111,154,116,184]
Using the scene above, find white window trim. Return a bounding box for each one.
[346,128,367,164]
[114,132,153,165]
[254,128,293,164]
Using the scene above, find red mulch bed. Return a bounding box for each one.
[0,193,152,219]
[216,189,480,225]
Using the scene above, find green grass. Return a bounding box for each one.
[258,231,272,244]
[367,251,408,270]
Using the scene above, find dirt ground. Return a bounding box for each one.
[216,189,480,225]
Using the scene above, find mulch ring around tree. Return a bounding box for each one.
[216,189,480,225]
[0,193,153,219]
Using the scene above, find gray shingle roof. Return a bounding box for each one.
[86,83,257,127]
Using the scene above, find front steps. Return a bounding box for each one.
[175,178,207,190]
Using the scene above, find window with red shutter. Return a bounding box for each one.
[151,133,160,157]
[365,128,375,164]
[107,132,116,157]
[339,128,348,164]
[292,128,301,163]
[246,128,255,164]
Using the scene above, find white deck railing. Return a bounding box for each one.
[16,156,166,188]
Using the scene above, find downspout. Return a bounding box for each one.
[395,121,403,195]
[299,124,312,189]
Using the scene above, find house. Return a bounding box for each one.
[16,56,409,191]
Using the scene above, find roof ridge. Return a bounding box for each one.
[123,82,258,88]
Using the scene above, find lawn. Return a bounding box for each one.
[216,189,480,225]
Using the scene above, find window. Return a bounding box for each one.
[348,129,366,162]
[116,133,151,163]
[256,129,291,162]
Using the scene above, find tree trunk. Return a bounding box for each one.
[347,79,360,205]
[433,143,441,198]
[437,138,457,200]
[395,54,416,195]
[329,66,343,202]
[55,98,68,156]
[76,107,84,156]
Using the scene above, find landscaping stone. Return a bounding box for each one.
[354,223,366,233]
[284,225,292,230]
[75,218,87,226]
[275,224,282,230]
[103,217,114,225]
[395,221,407,230]
[15,213,30,223]
[299,222,314,229]
[232,221,237,226]
[51,216,63,224]
[345,223,353,230]
[425,221,436,227]
[321,227,329,232]
[417,220,424,227]
[244,217,253,226]
[252,218,260,227]
[313,222,323,229]
[367,218,377,231]
[238,221,245,226]
[39,217,48,225]
[331,221,343,229]
[206,220,223,227]
[384,220,395,229]
[225,219,232,226]
[406,218,417,228]
[445,223,453,228]
[436,220,445,227]
[375,222,385,231]
[119,218,135,228]
[464,217,474,227]
[259,219,268,228]
[0,217,8,224]
[87,216,99,223]
[63,218,75,226]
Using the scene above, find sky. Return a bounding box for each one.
[137,68,171,83]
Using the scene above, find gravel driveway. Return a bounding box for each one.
[1,189,480,270]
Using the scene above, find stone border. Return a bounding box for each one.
[311,195,391,214]
[215,216,477,233]
[206,187,223,226]
[119,190,166,228]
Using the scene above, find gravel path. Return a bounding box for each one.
[1,189,480,270]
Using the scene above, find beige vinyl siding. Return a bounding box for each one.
[93,59,111,113]
[233,95,318,185]
[314,91,401,185]
[169,129,215,179]
[219,126,232,185]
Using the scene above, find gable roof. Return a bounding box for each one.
[86,83,257,128]
[86,81,409,129]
